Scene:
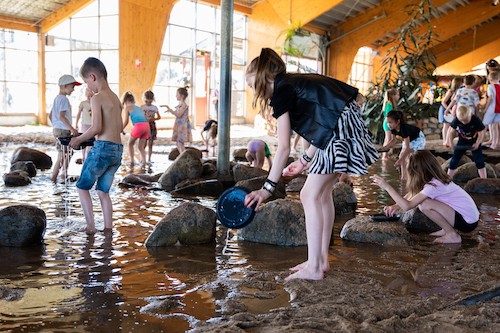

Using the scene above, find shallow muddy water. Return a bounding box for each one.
[0,142,499,333]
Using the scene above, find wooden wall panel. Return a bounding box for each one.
[119,0,175,102]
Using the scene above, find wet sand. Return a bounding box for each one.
[1,125,500,332]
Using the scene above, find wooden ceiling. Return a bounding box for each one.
[0,0,498,74]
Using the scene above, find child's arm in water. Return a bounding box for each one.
[370,175,428,211]
[395,137,411,168]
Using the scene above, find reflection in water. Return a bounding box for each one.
[0,143,499,331]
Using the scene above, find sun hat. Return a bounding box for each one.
[58,74,82,86]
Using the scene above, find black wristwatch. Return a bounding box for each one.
[262,181,275,193]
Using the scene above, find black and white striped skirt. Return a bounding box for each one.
[308,100,378,175]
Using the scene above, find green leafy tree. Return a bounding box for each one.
[364,0,439,142]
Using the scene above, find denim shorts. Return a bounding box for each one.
[76,140,123,193]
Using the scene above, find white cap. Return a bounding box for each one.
[58,74,82,86]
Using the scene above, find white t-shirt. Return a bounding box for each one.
[453,87,479,112]
[141,105,159,121]
[51,94,72,130]
[420,178,479,223]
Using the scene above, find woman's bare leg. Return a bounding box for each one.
[286,173,339,281]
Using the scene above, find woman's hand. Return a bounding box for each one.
[244,189,271,211]
[394,159,402,168]
[282,160,306,176]
[370,175,390,191]
[384,204,400,216]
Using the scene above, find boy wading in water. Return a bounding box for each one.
[70,57,124,234]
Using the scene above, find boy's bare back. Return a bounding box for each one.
[91,87,123,144]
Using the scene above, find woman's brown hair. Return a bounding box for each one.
[406,150,451,196]
[246,48,286,115]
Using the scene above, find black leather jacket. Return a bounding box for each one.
[270,73,358,149]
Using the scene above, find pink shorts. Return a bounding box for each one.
[131,122,151,139]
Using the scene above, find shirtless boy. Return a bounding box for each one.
[70,57,123,234]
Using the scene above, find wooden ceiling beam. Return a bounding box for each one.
[433,18,500,67]
[435,39,500,75]
[328,0,449,47]
[40,0,94,33]
[0,15,37,32]
[258,0,342,28]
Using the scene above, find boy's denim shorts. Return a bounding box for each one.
[76,140,123,193]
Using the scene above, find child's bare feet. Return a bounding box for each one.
[433,233,462,244]
[430,229,446,237]
[285,267,324,281]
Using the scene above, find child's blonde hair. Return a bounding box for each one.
[382,88,399,111]
[406,150,451,196]
[85,87,94,98]
[143,89,155,102]
[488,71,500,83]
[456,105,471,120]
[246,48,286,116]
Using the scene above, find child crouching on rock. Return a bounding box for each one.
[371,150,479,244]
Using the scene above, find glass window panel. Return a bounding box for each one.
[99,50,119,84]
[5,49,37,82]
[71,17,100,49]
[46,83,60,112]
[155,55,170,85]
[196,31,213,52]
[0,48,4,80]
[7,31,38,51]
[0,82,7,112]
[45,52,72,83]
[100,0,119,15]
[49,20,71,39]
[99,15,119,49]
[233,14,246,39]
[169,1,195,28]
[168,26,193,56]
[71,51,97,78]
[196,4,215,32]
[231,65,244,91]
[171,56,192,87]
[46,35,71,51]
[8,82,38,114]
[231,91,244,117]
[232,38,245,65]
[73,1,98,17]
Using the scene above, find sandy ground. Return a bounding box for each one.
[2,125,500,333]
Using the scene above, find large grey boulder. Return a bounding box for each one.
[238,199,307,246]
[171,179,225,197]
[232,163,268,182]
[0,205,46,247]
[10,161,36,177]
[400,208,440,233]
[340,215,410,246]
[119,173,162,188]
[159,149,203,191]
[235,175,286,200]
[145,202,216,247]
[333,182,357,216]
[464,178,500,194]
[10,147,52,170]
[232,148,248,162]
[452,162,497,184]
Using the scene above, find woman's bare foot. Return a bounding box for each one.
[430,229,446,237]
[433,233,462,244]
[290,261,330,272]
[285,267,324,281]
